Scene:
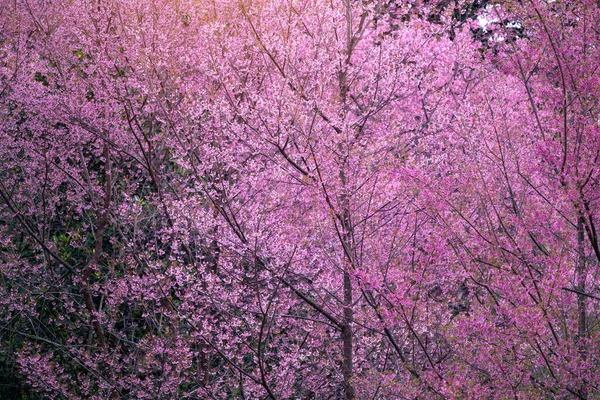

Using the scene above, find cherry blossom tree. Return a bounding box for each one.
[0,0,598,398]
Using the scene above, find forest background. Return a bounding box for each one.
[1,0,599,398]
